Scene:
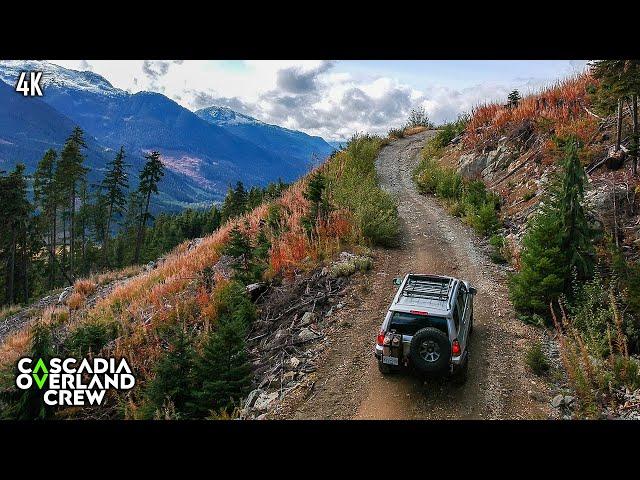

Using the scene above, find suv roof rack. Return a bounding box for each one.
[401,275,454,303]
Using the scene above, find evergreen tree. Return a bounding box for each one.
[56,127,87,279]
[100,146,129,265]
[0,165,32,304]
[509,140,593,322]
[224,224,253,282]
[134,151,164,263]
[301,171,328,236]
[405,107,433,128]
[33,149,59,289]
[507,89,521,108]
[189,318,253,417]
[557,140,594,283]
[221,181,247,221]
[142,327,196,419]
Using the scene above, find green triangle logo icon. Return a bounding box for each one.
[32,358,48,390]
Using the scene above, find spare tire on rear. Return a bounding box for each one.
[409,327,451,373]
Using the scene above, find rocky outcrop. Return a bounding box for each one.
[458,144,516,181]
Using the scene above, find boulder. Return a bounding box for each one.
[57,287,72,304]
[244,388,264,409]
[551,394,565,408]
[245,282,267,300]
[253,391,279,412]
[459,153,488,179]
[296,327,320,343]
[299,311,317,327]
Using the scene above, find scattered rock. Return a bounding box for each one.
[187,237,204,251]
[144,261,156,272]
[286,356,301,370]
[254,391,279,412]
[265,329,290,349]
[551,394,564,408]
[296,327,321,343]
[299,311,317,327]
[57,287,72,304]
[245,388,264,409]
[246,282,267,300]
[282,371,296,384]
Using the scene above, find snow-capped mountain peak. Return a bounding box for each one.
[195,105,263,126]
[0,60,126,97]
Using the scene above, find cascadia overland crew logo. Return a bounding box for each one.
[16,357,135,406]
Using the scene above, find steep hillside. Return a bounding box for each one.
[417,74,640,256]
[413,71,640,419]
[0,135,396,419]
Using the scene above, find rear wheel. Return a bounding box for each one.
[468,314,474,336]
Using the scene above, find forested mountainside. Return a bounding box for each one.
[0,61,333,209]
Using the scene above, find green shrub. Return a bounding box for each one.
[388,128,404,138]
[489,235,507,264]
[328,135,399,247]
[466,201,501,236]
[525,342,550,376]
[435,168,463,199]
[140,327,197,420]
[65,319,119,357]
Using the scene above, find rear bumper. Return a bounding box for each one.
[374,342,467,369]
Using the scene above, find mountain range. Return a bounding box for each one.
[0,60,334,211]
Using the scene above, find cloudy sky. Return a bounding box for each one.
[52,60,589,141]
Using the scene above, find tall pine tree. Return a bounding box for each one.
[100,146,129,266]
[56,127,87,279]
[134,151,164,263]
[33,149,60,289]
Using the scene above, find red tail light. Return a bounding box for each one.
[452,339,461,356]
[377,331,386,346]
[410,310,429,316]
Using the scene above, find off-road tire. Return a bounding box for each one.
[409,327,451,373]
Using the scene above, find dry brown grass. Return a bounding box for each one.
[464,74,598,149]
[73,278,96,297]
[404,126,428,136]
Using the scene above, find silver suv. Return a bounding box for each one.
[374,274,476,379]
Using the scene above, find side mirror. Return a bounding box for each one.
[393,277,403,286]
[469,287,477,295]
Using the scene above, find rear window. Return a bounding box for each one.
[388,312,448,336]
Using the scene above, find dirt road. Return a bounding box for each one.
[275,130,553,420]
